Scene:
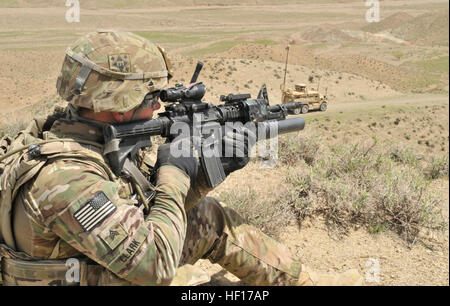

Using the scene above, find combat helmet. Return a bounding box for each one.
[56,30,173,113]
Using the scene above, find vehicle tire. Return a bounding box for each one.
[287,108,301,115]
[301,105,309,114]
[320,102,328,112]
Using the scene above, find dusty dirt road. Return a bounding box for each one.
[312,94,449,116]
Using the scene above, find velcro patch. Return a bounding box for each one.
[74,192,116,232]
[108,54,131,73]
[99,222,128,251]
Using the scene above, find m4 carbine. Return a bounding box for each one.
[103,62,306,188]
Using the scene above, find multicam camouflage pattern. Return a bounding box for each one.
[15,161,189,286]
[1,118,187,286]
[170,264,211,286]
[182,198,302,286]
[10,117,190,285]
[1,116,304,286]
[0,243,136,286]
[0,117,50,250]
[57,31,173,113]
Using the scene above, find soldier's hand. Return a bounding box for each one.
[220,126,257,176]
[156,137,199,183]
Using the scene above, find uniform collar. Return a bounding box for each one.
[46,119,104,143]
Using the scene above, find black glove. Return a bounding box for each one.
[220,126,257,176]
[156,138,199,182]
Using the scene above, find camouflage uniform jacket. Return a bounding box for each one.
[1,117,192,286]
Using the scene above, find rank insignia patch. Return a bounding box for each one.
[108,53,131,73]
[99,222,128,251]
[74,192,116,232]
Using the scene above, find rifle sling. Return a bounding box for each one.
[123,158,156,211]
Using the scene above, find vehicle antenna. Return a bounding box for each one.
[282,45,290,91]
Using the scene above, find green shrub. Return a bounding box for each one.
[278,134,321,166]
[218,189,294,235]
[277,141,446,243]
[424,155,449,180]
[388,144,422,167]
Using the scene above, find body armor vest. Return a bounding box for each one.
[0,114,141,286]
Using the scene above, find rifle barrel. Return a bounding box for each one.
[257,117,305,139]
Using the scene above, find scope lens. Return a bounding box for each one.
[159,91,168,102]
[160,89,176,102]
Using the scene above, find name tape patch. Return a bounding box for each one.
[74,192,116,232]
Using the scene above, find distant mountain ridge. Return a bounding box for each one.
[364,11,449,46]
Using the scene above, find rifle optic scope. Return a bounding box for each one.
[160,83,206,103]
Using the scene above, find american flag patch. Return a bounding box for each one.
[74,192,116,232]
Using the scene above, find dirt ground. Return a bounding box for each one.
[0,0,448,286]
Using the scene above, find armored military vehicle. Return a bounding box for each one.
[280,45,329,115]
[281,83,328,115]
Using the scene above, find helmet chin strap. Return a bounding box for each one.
[72,63,93,96]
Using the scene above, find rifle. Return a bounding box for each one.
[103,62,306,188]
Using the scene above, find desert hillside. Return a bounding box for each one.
[0,0,448,286]
[0,0,390,8]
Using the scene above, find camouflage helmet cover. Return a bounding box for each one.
[56,30,173,113]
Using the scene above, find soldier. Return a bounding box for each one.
[0,31,363,286]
